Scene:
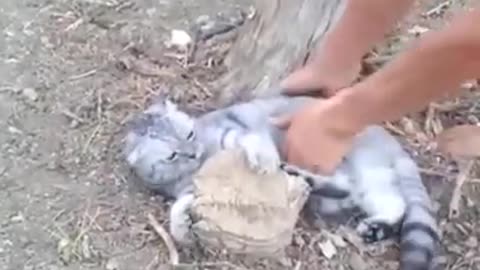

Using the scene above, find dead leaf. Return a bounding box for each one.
[399,117,429,143]
[435,125,480,158]
[318,239,337,259]
[407,25,430,35]
[448,160,473,219]
[424,105,444,137]
[325,232,348,248]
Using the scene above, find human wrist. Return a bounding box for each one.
[315,89,371,137]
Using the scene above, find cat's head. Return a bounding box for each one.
[124,98,206,187]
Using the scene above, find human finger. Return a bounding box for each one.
[269,114,292,129]
[285,140,311,171]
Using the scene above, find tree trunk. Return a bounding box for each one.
[212,0,346,106]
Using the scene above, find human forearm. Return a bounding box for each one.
[281,0,415,95]
[334,8,480,131]
[315,0,414,69]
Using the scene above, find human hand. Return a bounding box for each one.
[280,55,361,97]
[271,97,357,175]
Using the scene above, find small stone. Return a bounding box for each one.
[10,212,24,223]
[465,236,478,248]
[57,237,73,263]
[69,120,80,129]
[167,29,192,51]
[466,197,475,207]
[105,258,119,270]
[46,160,57,170]
[318,239,337,259]
[7,126,22,135]
[22,88,38,101]
[195,15,210,25]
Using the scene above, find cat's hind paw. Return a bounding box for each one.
[356,219,396,243]
[169,193,195,245]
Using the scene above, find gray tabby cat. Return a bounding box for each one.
[124,95,440,270]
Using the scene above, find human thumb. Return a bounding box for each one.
[269,114,292,129]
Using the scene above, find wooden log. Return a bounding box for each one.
[212,0,346,106]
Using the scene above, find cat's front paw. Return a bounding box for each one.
[169,193,195,245]
[240,133,281,174]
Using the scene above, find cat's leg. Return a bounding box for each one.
[281,163,351,199]
[169,193,195,245]
[355,190,406,243]
[237,132,281,174]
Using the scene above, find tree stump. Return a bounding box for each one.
[212,0,346,106]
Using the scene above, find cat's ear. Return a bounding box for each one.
[146,95,178,114]
[164,98,178,112]
[126,113,152,134]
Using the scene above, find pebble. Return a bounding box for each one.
[10,212,24,223]
[168,29,192,51]
[465,236,478,248]
[7,126,23,135]
[22,87,38,101]
[195,15,210,25]
[105,258,119,270]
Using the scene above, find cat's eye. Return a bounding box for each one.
[186,131,195,141]
[166,152,178,161]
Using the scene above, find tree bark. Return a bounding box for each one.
[212,0,346,106]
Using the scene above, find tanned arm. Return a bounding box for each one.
[277,7,480,174]
[336,7,480,131]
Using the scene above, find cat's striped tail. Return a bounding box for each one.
[394,153,441,270]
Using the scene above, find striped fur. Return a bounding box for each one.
[124,95,441,270]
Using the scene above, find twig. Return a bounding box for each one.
[147,213,179,266]
[423,1,451,17]
[115,1,134,12]
[0,166,9,178]
[64,18,84,32]
[162,261,243,269]
[96,89,103,123]
[363,55,393,66]
[470,179,480,184]
[193,77,213,97]
[449,160,474,219]
[0,86,18,92]
[82,124,101,154]
[418,167,450,178]
[69,69,97,81]
[145,254,160,270]
[59,107,86,124]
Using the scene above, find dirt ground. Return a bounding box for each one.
[0,0,479,270]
